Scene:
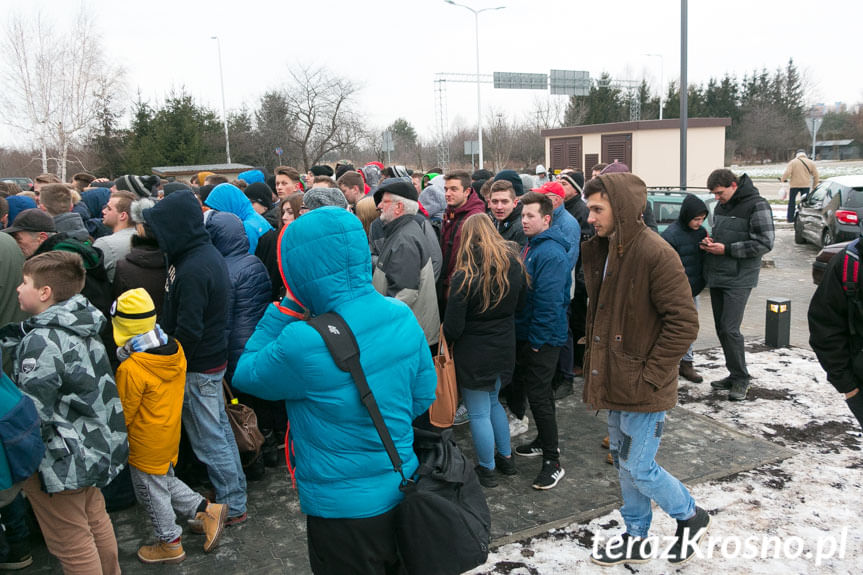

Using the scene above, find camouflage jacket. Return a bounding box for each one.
[0,295,128,493]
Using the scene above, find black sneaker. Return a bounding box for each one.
[591,533,653,566]
[0,543,33,570]
[553,378,573,400]
[474,464,498,488]
[728,379,751,401]
[515,437,543,457]
[532,459,565,490]
[494,453,517,476]
[667,506,711,564]
[710,376,734,390]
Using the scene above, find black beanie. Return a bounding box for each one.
[492,169,525,197]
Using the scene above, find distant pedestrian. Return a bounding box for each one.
[781,149,819,222]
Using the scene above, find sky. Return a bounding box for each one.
[1,0,862,148]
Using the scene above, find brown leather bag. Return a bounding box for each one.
[429,326,458,428]
[223,380,265,455]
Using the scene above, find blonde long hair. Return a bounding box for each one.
[453,213,525,313]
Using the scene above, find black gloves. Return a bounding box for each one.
[846,392,863,431]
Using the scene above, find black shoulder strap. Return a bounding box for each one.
[306,313,408,482]
[798,157,812,176]
[842,240,862,338]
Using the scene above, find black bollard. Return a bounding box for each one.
[765,297,791,348]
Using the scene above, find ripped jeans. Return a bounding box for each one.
[607,410,695,538]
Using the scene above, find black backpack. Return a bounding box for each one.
[307,312,491,575]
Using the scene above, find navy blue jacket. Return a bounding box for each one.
[515,226,571,348]
[660,194,708,296]
[143,191,229,373]
[205,211,272,383]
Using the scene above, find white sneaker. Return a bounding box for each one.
[508,414,529,437]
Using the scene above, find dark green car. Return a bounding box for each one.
[647,188,716,233]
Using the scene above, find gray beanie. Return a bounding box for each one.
[303,187,348,211]
[130,197,156,224]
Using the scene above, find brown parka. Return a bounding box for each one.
[581,173,698,412]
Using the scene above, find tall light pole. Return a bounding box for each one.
[645,53,664,120]
[211,36,232,164]
[444,0,504,170]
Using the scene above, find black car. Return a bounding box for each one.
[794,176,863,248]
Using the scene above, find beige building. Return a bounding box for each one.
[541,118,731,188]
[151,163,255,184]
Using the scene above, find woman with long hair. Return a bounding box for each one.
[443,213,527,487]
[280,192,305,231]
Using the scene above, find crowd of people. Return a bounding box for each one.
[0,158,784,572]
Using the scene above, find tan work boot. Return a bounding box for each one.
[679,361,703,383]
[196,502,228,552]
[601,435,610,449]
[137,539,186,564]
[606,452,614,465]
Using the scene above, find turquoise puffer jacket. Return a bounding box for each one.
[233,208,437,519]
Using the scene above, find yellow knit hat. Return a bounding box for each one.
[111,288,157,347]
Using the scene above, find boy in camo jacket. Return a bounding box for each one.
[0,251,128,574]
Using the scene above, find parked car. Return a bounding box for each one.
[794,176,863,248]
[812,240,851,285]
[0,177,34,191]
[646,188,716,234]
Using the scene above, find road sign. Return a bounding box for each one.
[493,72,547,90]
[464,140,479,155]
[804,116,823,136]
[382,131,394,152]
[550,69,591,96]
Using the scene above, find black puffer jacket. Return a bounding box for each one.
[493,203,526,248]
[660,194,708,296]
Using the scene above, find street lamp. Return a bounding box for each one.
[645,53,664,120]
[211,36,232,164]
[444,0,505,170]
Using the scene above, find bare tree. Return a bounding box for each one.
[1,8,120,180]
[484,108,515,172]
[283,66,364,171]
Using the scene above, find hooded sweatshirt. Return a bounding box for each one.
[205,183,274,254]
[232,208,437,519]
[440,189,487,286]
[581,173,698,412]
[144,190,229,372]
[660,194,708,296]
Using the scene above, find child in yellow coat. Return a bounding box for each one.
[113,288,227,564]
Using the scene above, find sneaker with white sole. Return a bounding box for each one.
[453,403,470,425]
[532,459,565,490]
[514,437,542,457]
[508,414,529,437]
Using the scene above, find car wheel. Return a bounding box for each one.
[822,229,834,248]
[794,216,806,244]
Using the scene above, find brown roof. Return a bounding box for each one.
[541,118,731,138]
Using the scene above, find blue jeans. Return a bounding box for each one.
[682,296,699,362]
[607,410,695,538]
[462,379,511,469]
[183,370,247,517]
